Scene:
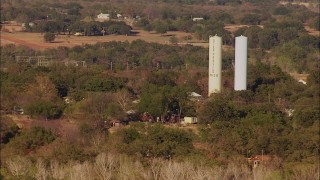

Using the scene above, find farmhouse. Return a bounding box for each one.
[97,13,110,21]
[188,92,203,101]
[22,22,35,30]
[192,17,204,21]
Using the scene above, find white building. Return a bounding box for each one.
[234,35,248,91]
[298,79,307,85]
[208,35,222,96]
[192,17,204,21]
[22,22,35,30]
[183,117,198,124]
[188,92,202,101]
[97,13,110,21]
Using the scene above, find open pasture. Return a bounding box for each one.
[1,30,197,50]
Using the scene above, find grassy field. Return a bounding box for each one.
[0,23,259,50]
[0,30,201,50]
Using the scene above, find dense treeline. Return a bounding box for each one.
[26,20,132,36]
[1,43,318,166]
[1,40,209,69]
[1,40,318,117]
[1,0,318,36]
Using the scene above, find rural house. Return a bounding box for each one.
[97,13,110,21]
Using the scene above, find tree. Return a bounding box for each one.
[309,17,320,31]
[6,127,55,154]
[25,100,63,119]
[118,124,193,158]
[244,26,262,48]
[80,92,124,121]
[240,14,262,25]
[1,120,19,144]
[169,36,178,44]
[25,76,58,102]
[258,29,278,50]
[272,6,290,15]
[198,97,239,124]
[115,89,132,112]
[152,20,170,35]
[44,32,55,43]
[155,24,167,34]
[293,108,319,128]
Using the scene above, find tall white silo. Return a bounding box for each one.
[234,35,248,91]
[208,35,222,96]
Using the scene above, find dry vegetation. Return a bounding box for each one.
[304,25,320,36]
[4,153,318,180]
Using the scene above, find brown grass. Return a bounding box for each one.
[304,25,320,37]
[289,73,309,81]
[0,30,196,50]
[5,115,79,138]
[224,24,264,34]
[1,24,24,32]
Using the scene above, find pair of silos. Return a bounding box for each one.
[208,35,247,96]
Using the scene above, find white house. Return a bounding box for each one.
[192,17,204,21]
[298,79,307,85]
[97,13,110,21]
[188,92,203,101]
[183,117,198,124]
[22,22,35,30]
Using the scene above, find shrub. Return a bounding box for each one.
[293,108,320,128]
[6,127,55,154]
[118,124,193,159]
[0,120,20,144]
[272,6,290,15]
[169,36,178,44]
[310,17,320,31]
[198,98,239,124]
[44,32,55,43]
[25,100,63,119]
[53,142,89,163]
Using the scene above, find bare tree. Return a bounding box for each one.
[118,155,145,180]
[143,5,161,19]
[150,158,163,180]
[94,153,116,180]
[69,161,93,180]
[28,76,57,101]
[6,156,31,178]
[291,165,319,180]
[50,160,66,180]
[192,166,215,180]
[34,158,49,180]
[115,89,132,112]
[160,161,185,180]
[91,134,105,153]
